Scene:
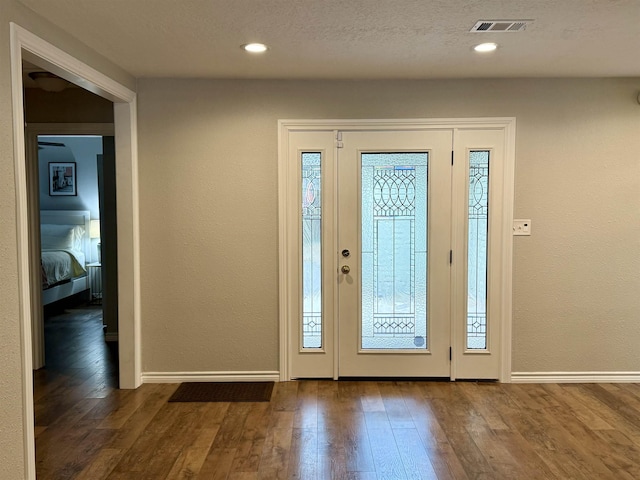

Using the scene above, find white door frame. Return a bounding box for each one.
[10,23,141,479]
[278,118,515,382]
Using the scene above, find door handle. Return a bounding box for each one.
[341,265,351,274]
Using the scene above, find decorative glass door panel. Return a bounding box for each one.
[467,151,489,350]
[338,130,452,377]
[361,154,428,350]
[301,152,322,349]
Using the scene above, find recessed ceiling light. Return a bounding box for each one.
[242,43,268,53]
[474,42,498,53]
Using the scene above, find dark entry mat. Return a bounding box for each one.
[168,382,274,402]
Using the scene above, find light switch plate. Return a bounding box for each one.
[513,219,531,236]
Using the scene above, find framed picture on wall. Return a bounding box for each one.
[49,162,77,196]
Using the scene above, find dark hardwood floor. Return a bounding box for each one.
[35,310,640,479]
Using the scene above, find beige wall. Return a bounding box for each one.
[0,1,134,477]
[137,78,640,375]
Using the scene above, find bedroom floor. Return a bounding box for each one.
[37,305,117,385]
[34,304,119,477]
[33,309,640,479]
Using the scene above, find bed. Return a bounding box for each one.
[40,210,92,306]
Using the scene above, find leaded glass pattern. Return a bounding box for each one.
[467,151,489,349]
[302,153,322,348]
[362,153,428,350]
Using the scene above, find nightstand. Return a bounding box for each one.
[86,262,102,305]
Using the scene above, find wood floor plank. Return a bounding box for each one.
[231,437,269,476]
[293,379,318,430]
[394,427,439,479]
[564,384,640,447]
[35,399,103,475]
[363,404,407,479]
[211,402,253,449]
[75,448,123,480]
[592,429,640,480]
[95,384,162,429]
[257,426,293,480]
[164,426,219,480]
[50,427,117,480]
[271,380,299,412]
[378,381,416,429]
[461,382,510,431]
[229,402,272,474]
[367,427,407,479]
[317,427,348,480]
[227,473,259,480]
[541,383,614,431]
[337,381,366,414]
[491,430,557,480]
[108,403,187,476]
[427,391,496,479]
[619,382,640,401]
[597,383,640,424]
[342,411,375,475]
[359,381,385,412]
[196,447,237,480]
[288,428,319,479]
[466,423,527,479]
[503,385,620,479]
[345,473,378,480]
[106,384,178,451]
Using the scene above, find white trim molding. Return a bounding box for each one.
[511,371,640,383]
[142,371,281,383]
[10,23,140,480]
[278,118,515,382]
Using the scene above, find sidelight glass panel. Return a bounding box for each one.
[302,152,322,348]
[467,151,489,349]
[361,153,428,350]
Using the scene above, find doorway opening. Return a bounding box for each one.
[28,131,119,372]
[10,23,140,478]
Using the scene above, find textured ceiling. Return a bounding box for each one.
[17,0,640,79]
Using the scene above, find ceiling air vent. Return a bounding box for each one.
[470,20,533,33]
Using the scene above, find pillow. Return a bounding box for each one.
[40,224,84,251]
[71,225,85,251]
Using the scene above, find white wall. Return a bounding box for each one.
[136,78,640,376]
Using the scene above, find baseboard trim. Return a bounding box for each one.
[511,371,640,383]
[141,371,281,383]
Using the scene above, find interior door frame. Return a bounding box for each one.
[10,23,141,479]
[278,118,516,382]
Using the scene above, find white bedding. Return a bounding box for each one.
[41,249,86,288]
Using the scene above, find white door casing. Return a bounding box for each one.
[278,119,515,382]
[10,24,141,480]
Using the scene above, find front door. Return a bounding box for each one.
[337,130,452,377]
[281,119,514,381]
